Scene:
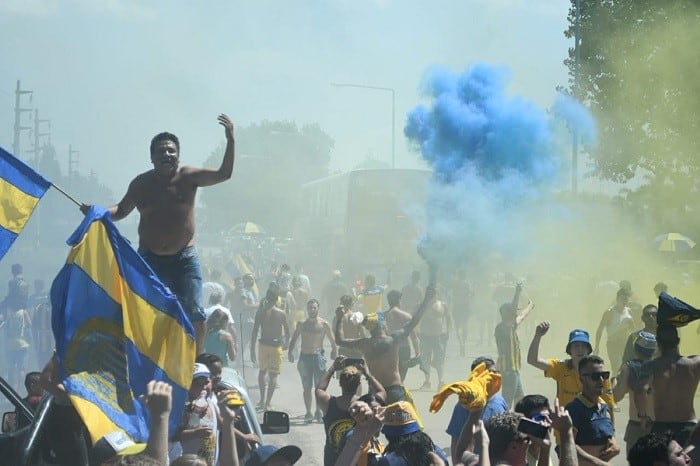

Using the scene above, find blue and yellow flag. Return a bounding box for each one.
[0,145,50,259]
[51,206,196,444]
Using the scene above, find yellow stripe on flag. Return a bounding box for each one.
[0,176,42,233]
[67,222,195,389]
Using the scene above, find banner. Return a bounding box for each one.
[0,145,50,259]
[51,206,195,444]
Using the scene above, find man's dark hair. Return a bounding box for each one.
[617,287,631,300]
[620,280,632,292]
[24,372,41,392]
[307,298,319,308]
[383,430,438,466]
[387,290,402,307]
[149,132,179,155]
[365,275,376,287]
[485,412,522,462]
[340,295,354,307]
[514,394,550,417]
[11,263,22,275]
[196,352,223,366]
[578,354,605,372]
[656,323,679,349]
[499,302,514,316]
[471,356,496,371]
[627,432,672,466]
[653,282,668,295]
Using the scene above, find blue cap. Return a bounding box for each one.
[566,329,592,355]
[244,445,302,466]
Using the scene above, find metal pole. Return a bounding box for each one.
[572,0,581,194]
[12,80,33,158]
[390,88,395,169]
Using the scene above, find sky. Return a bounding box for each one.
[0,0,573,197]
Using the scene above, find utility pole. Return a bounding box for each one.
[27,109,51,165]
[68,145,80,188]
[13,80,33,158]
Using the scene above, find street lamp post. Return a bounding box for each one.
[331,82,396,168]
[572,0,581,194]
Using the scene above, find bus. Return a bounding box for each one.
[294,168,431,276]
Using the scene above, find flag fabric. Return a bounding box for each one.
[51,206,196,445]
[658,291,700,327]
[0,145,50,259]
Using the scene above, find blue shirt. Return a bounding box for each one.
[445,392,509,437]
[565,394,614,446]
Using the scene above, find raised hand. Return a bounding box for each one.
[218,114,234,140]
[535,321,551,337]
[142,380,172,417]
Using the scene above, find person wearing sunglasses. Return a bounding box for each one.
[565,355,620,466]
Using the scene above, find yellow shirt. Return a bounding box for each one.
[544,358,616,409]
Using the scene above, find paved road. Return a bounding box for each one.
[237,335,634,466]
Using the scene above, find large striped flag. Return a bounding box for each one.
[51,205,196,447]
[0,145,50,259]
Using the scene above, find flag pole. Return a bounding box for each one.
[50,182,82,207]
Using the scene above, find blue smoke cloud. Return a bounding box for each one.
[405,63,596,267]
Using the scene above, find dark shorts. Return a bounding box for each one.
[652,420,698,446]
[420,333,447,367]
[138,245,205,323]
[298,352,327,389]
[624,420,645,454]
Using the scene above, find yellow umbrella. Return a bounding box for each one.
[653,233,696,252]
[230,222,264,235]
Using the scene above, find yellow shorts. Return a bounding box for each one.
[258,343,283,373]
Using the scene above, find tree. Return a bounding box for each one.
[565,1,700,232]
[198,120,334,237]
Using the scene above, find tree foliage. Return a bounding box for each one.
[198,120,334,237]
[565,0,700,231]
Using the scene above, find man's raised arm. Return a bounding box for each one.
[189,114,235,187]
[402,285,437,337]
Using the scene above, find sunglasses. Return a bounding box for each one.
[581,371,610,381]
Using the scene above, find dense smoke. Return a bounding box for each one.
[405,63,594,267]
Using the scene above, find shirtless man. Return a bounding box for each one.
[334,285,435,406]
[332,295,366,359]
[251,284,290,410]
[612,331,656,454]
[288,299,338,423]
[82,114,235,354]
[418,289,452,389]
[384,290,420,382]
[639,323,700,446]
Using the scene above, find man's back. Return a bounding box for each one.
[651,354,700,422]
[259,306,286,341]
[363,335,401,388]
